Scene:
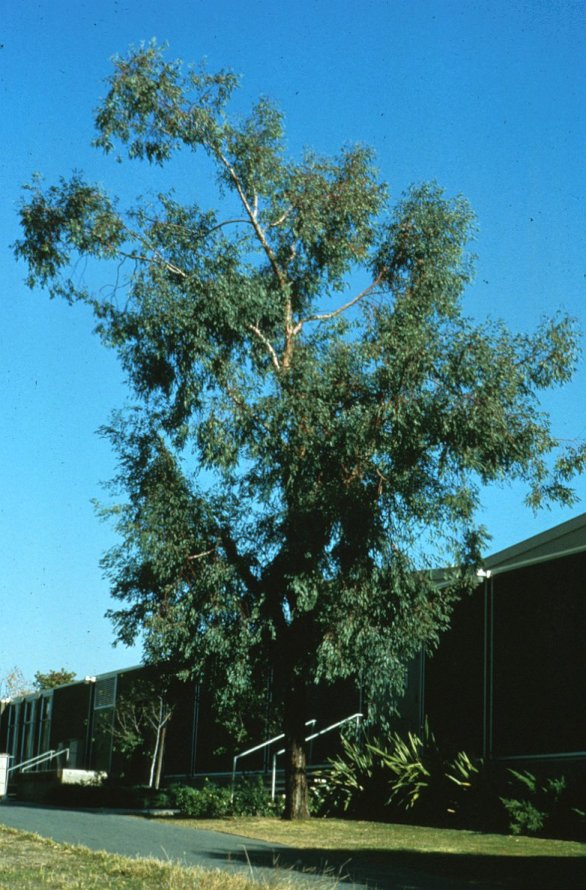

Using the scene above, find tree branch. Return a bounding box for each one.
[216,150,287,288]
[247,323,281,371]
[268,209,292,228]
[115,249,187,278]
[214,149,300,371]
[187,547,217,561]
[302,271,386,324]
[219,527,262,600]
[118,220,188,278]
[144,215,253,241]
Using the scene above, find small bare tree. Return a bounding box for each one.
[0,666,33,699]
[112,678,175,789]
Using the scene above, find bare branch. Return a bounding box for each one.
[247,323,281,372]
[159,255,187,278]
[202,218,253,238]
[212,150,300,371]
[187,547,217,561]
[268,209,292,228]
[303,272,387,325]
[115,249,187,278]
[117,220,188,278]
[216,150,287,289]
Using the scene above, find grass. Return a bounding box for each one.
[158,816,586,889]
[168,816,586,855]
[0,825,333,890]
[1,817,585,890]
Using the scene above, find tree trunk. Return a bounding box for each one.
[283,679,309,820]
[149,721,161,789]
[154,723,167,790]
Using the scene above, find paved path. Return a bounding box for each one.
[0,802,502,889]
[0,803,369,887]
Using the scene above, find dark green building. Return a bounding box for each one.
[1,513,584,786]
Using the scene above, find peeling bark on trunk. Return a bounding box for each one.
[283,679,309,820]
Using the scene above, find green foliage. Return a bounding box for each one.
[375,721,444,813]
[320,733,586,840]
[231,776,282,817]
[173,777,279,819]
[313,733,391,820]
[370,720,479,818]
[13,40,585,817]
[33,668,77,690]
[318,722,483,825]
[502,797,547,836]
[173,782,232,819]
[501,770,586,840]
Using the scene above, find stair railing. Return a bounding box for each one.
[231,720,316,800]
[271,712,362,799]
[7,748,70,775]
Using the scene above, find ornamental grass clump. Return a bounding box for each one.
[320,721,483,826]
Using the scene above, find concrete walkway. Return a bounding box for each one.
[0,803,369,887]
[0,802,503,889]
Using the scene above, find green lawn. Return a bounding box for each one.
[161,816,586,889]
[175,816,585,855]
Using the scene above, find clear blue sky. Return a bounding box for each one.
[1,0,584,684]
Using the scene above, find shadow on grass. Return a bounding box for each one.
[206,844,586,889]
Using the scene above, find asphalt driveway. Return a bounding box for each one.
[0,802,509,889]
[0,803,366,887]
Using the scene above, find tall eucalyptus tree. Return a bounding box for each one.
[15,42,584,817]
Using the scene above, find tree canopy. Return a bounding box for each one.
[14,41,584,817]
[33,669,77,691]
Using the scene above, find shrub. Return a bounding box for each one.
[173,776,279,819]
[314,733,391,820]
[45,779,176,810]
[501,769,586,840]
[374,720,483,824]
[502,797,547,835]
[373,721,443,814]
[232,776,280,817]
[318,720,485,826]
[174,781,232,818]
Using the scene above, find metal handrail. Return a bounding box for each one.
[231,720,316,799]
[271,712,362,799]
[8,748,69,775]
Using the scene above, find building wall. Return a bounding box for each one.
[0,693,54,770]
[2,520,583,776]
[422,549,586,763]
[49,683,92,768]
[424,586,486,756]
[490,552,585,758]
